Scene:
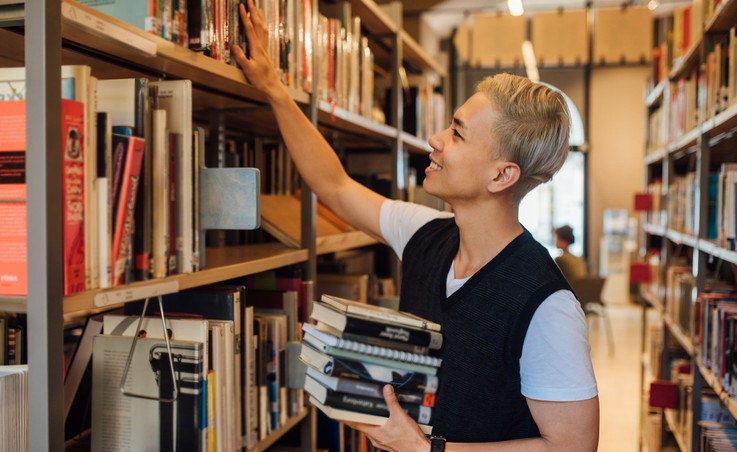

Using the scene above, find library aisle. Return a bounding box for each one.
[589,297,647,452]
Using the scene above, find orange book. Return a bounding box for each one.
[61,99,86,295]
[0,100,27,296]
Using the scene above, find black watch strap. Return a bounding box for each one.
[430,435,446,452]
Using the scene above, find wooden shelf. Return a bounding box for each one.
[645,79,667,108]
[664,408,689,452]
[644,148,666,165]
[318,100,397,141]
[663,315,694,356]
[698,364,737,421]
[705,0,737,32]
[644,223,666,236]
[668,127,700,155]
[640,286,663,311]
[706,102,737,139]
[343,0,398,36]
[0,296,26,313]
[402,131,431,154]
[400,30,446,77]
[698,240,737,266]
[668,37,701,81]
[316,230,377,255]
[666,229,697,248]
[61,243,308,319]
[248,408,310,452]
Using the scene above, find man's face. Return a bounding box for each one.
[423,93,503,204]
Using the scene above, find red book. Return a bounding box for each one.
[111,134,145,286]
[0,100,27,296]
[61,99,86,295]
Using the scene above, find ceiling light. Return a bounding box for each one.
[508,0,524,16]
[647,0,659,9]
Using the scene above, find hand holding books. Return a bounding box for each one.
[301,294,442,434]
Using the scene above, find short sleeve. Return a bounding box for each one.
[379,200,453,259]
[519,290,598,401]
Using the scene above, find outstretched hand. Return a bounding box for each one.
[343,385,431,452]
[231,0,285,101]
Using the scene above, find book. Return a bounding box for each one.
[319,294,442,334]
[150,80,194,274]
[61,99,87,295]
[0,100,28,296]
[302,326,439,376]
[306,366,435,407]
[299,343,439,394]
[310,300,443,351]
[110,134,146,286]
[309,397,433,435]
[91,334,205,451]
[0,365,28,451]
[305,375,433,428]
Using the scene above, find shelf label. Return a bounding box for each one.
[93,280,179,307]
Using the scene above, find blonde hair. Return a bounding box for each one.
[475,73,570,201]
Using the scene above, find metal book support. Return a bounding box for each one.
[119,295,178,403]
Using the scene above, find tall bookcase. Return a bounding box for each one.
[642,0,737,450]
[0,0,446,449]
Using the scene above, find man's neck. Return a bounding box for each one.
[451,200,523,279]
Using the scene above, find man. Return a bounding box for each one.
[232,2,599,450]
[553,225,587,282]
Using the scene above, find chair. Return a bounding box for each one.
[569,277,615,356]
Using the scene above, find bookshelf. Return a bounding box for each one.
[3,0,446,449]
[642,0,737,449]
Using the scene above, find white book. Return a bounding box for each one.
[150,80,193,274]
[308,397,433,435]
[320,294,441,332]
[151,109,169,278]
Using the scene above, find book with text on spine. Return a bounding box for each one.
[299,343,439,395]
[110,133,145,286]
[62,99,86,295]
[305,375,433,432]
[320,294,441,332]
[302,326,439,376]
[310,299,443,351]
[306,366,435,407]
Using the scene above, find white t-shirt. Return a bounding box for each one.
[379,199,598,402]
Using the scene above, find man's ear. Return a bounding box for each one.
[487,162,521,193]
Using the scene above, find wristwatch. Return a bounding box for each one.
[429,435,446,452]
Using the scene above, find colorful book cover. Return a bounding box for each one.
[62,99,86,295]
[0,100,26,296]
[110,134,145,286]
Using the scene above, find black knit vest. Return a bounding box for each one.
[400,218,571,443]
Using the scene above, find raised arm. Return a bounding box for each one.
[231,0,387,240]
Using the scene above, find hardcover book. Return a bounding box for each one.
[299,343,439,394]
[302,325,439,376]
[319,294,441,332]
[310,300,443,351]
[305,375,433,429]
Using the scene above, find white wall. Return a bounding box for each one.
[588,66,649,278]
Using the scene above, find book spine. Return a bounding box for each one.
[343,316,443,350]
[333,376,434,407]
[333,335,441,367]
[329,358,439,394]
[323,390,433,425]
[340,332,429,355]
[61,100,86,295]
[111,136,146,286]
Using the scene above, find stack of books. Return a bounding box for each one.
[301,294,442,434]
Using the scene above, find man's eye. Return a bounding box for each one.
[452,128,462,138]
